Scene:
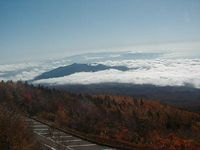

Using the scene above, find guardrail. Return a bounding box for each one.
[29,116,153,150]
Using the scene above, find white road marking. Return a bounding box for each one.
[52,135,72,138]
[37,133,67,149]
[27,118,115,150]
[34,124,48,127]
[58,139,82,143]
[34,128,48,131]
[34,131,49,135]
[43,144,56,150]
[68,144,96,148]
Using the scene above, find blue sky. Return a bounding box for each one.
[0,0,200,64]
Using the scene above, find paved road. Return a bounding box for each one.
[25,118,116,150]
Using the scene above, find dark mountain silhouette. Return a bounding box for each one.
[34,63,129,80]
[53,83,200,111]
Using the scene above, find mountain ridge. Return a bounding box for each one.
[34,63,129,80]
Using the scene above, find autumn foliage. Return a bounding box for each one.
[0,81,200,149]
[0,104,41,150]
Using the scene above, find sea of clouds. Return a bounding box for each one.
[34,59,200,88]
[1,51,200,88]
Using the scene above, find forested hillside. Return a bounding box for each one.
[0,104,41,150]
[0,81,200,150]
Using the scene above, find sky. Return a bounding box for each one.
[0,0,200,64]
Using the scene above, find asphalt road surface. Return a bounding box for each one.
[25,118,116,150]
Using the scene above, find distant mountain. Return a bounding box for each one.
[54,83,200,111]
[34,63,129,80]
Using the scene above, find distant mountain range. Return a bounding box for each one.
[34,63,129,80]
[54,83,200,111]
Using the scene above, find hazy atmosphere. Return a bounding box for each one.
[1,1,200,149]
[1,0,200,88]
[0,0,200,64]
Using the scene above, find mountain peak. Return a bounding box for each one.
[34,63,129,80]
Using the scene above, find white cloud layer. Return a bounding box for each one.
[1,51,200,88]
[34,58,200,88]
[0,60,70,81]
